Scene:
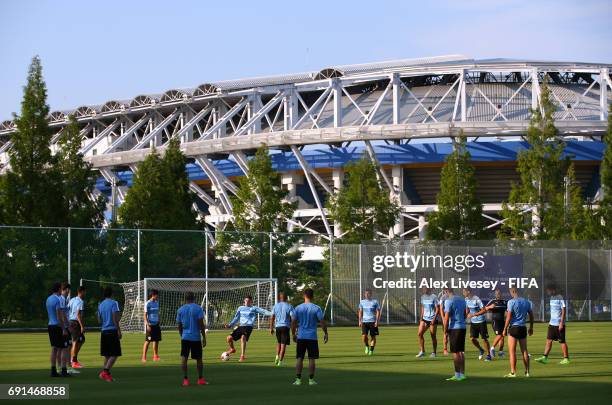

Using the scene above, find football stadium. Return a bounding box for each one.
[1,2,612,404]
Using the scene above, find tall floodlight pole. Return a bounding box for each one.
[137,229,141,319]
[329,237,334,325]
[205,231,209,324]
[67,227,71,285]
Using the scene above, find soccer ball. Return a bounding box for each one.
[220,351,230,361]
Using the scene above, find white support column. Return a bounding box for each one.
[391,166,404,237]
[214,101,227,139]
[183,108,194,142]
[333,79,343,128]
[531,68,541,111]
[460,70,467,122]
[284,89,298,130]
[249,93,263,134]
[601,68,609,121]
[392,73,401,125]
[332,169,344,237]
[418,215,427,240]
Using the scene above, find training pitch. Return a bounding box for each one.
[0,324,611,404]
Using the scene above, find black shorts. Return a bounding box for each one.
[230,326,253,342]
[69,321,85,343]
[547,325,566,343]
[296,339,319,359]
[361,322,379,337]
[470,322,489,339]
[180,340,202,360]
[146,324,162,342]
[492,319,505,336]
[276,327,291,345]
[508,326,527,340]
[48,325,68,349]
[421,318,437,328]
[100,330,122,357]
[448,329,466,353]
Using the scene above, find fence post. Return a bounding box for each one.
[329,238,334,325]
[205,231,209,325]
[269,232,273,280]
[565,248,569,321]
[588,248,592,321]
[137,229,141,314]
[256,281,261,329]
[143,278,148,334]
[67,227,71,285]
[540,248,545,322]
[358,243,363,301]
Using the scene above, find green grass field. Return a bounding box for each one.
[0,323,611,404]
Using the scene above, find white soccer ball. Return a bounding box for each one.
[220,351,230,361]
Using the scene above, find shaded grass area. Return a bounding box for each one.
[0,323,611,404]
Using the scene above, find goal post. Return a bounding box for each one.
[113,277,277,332]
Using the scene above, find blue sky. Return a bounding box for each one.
[1,0,611,120]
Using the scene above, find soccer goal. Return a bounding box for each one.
[81,278,277,333]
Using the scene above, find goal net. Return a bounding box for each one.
[81,278,277,332]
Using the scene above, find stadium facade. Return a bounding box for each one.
[0,55,610,242]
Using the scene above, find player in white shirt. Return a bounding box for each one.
[535,285,570,365]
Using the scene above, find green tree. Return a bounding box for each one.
[217,145,298,279]
[426,135,486,240]
[499,79,568,239]
[0,56,63,226]
[55,116,106,227]
[600,104,612,239]
[118,138,199,229]
[327,156,400,243]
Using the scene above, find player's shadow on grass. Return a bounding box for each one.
[0,364,610,405]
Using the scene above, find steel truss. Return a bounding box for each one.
[1,58,610,240]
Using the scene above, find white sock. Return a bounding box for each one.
[455,372,461,378]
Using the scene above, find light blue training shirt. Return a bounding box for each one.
[46,294,61,326]
[176,303,204,341]
[98,298,120,331]
[228,305,272,327]
[272,301,294,328]
[145,299,160,326]
[465,295,485,323]
[420,294,439,322]
[507,297,532,327]
[444,295,467,330]
[549,295,566,326]
[291,302,324,340]
[359,299,380,323]
[68,296,84,321]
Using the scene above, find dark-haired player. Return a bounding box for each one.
[535,285,570,365]
[59,283,75,374]
[97,287,122,382]
[443,288,467,381]
[68,286,86,369]
[46,283,70,377]
[270,292,293,366]
[142,289,161,362]
[464,288,492,361]
[503,288,533,378]
[291,288,328,386]
[177,292,207,386]
[470,288,507,358]
[416,287,438,358]
[359,288,381,356]
[223,295,272,362]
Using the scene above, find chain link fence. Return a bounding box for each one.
[330,240,612,325]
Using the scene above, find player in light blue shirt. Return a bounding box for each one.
[416,288,439,358]
[442,288,467,381]
[223,295,272,362]
[291,288,327,386]
[59,283,75,375]
[142,289,162,363]
[176,292,207,386]
[97,287,122,382]
[536,285,570,365]
[503,288,533,378]
[438,289,450,356]
[358,289,381,356]
[463,288,492,361]
[46,283,66,377]
[67,286,86,370]
[269,292,294,366]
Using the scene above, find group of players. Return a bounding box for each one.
[45,280,570,385]
[45,283,328,386]
[408,284,570,380]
